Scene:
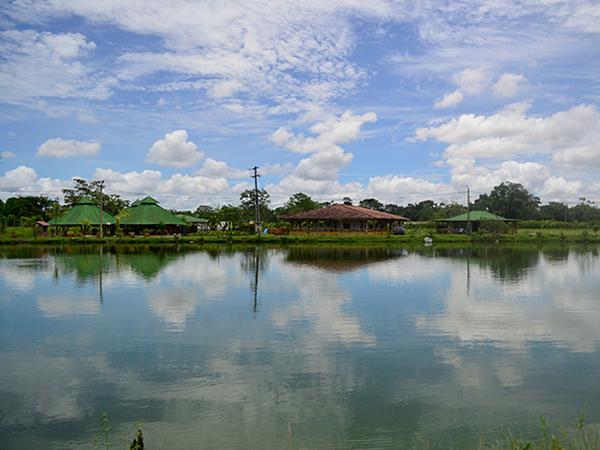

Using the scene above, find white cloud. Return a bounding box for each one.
[366,175,449,204]
[435,90,464,108]
[493,73,527,97]
[272,110,376,154]
[454,68,488,96]
[93,167,230,209]
[146,130,204,168]
[272,110,376,195]
[37,138,100,158]
[8,0,392,111]
[0,165,39,191]
[433,68,487,108]
[416,103,600,167]
[0,151,15,159]
[0,30,115,103]
[0,165,68,199]
[207,79,243,99]
[196,158,248,179]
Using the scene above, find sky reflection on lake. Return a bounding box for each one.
[1,245,599,449]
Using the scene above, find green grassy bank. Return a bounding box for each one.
[2,226,600,245]
[1,229,600,245]
[3,229,600,245]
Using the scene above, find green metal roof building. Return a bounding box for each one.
[49,198,115,226]
[436,210,517,233]
[120,196,186,227]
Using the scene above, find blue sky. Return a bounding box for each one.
[0,0,599,209]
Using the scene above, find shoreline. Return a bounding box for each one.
[1,230,599,246]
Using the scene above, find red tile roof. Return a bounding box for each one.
[281,204,409,221]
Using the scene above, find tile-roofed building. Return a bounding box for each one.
[281,203,409,233]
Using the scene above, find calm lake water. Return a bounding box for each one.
[1,244,600,449]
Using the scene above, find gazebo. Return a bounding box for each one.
[436,210,518,233]
[120,196,186,234]
[177,214,209,232]
[281,204,409,233]
[49,197,115,234]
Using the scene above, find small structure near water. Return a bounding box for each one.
[49,197,115,234]
[281,203,409,233]
[177,214,209,232]
[436,210,518,233]
[120,196,186,234]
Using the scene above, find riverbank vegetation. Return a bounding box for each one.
[2,224,599,245]
[89,413,600,449]
[1,180,599,237]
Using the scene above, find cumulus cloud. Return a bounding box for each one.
[0,165,38,191]
[196,158,248,179]
[272,110,376,196]
[434,68,488,108]
[146,130,204,168]
[435,90,464,108]
[416,103,600,168]
[93,167,230,209]
[366,175,449,204]
[272,110,376,155]
[454,68,488,96]
[37,138,100,158]
[493,73,527,97]
[0,165,69,199]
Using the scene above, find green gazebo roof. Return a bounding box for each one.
[49,198,115,226]
[120,197,186,226]
[438,210,517,222]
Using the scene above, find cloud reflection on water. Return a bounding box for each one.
[416,251,600,353]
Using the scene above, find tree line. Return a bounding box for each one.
[1,180,600,228]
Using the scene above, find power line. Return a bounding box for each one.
[250,166,261,234]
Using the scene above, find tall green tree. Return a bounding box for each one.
[62,178,129,216]
[359,198,384,211]
[569,198,600,222]
[284,193,320,214]
[239,189,272,222]
[473,182,540,219]
[539,202,569,221]
[2,196,58,220]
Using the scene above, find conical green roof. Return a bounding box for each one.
[49,198,115,226]
[439,210,516,222]
[120,197,185,226]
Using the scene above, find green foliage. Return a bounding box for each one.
[570,198,600,222]
[479,219,511,235]
[239,188,272,223]
[383,201,467,221]
[284,192,321,214]
[62,178,129,216]
[539,201,569,221]
[2,195,58,221]
[359,198,384,211]
[473,182,540,220]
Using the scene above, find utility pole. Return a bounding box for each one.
[466,186,471,234]
[98,180,105,239]
[250,166,261,234]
